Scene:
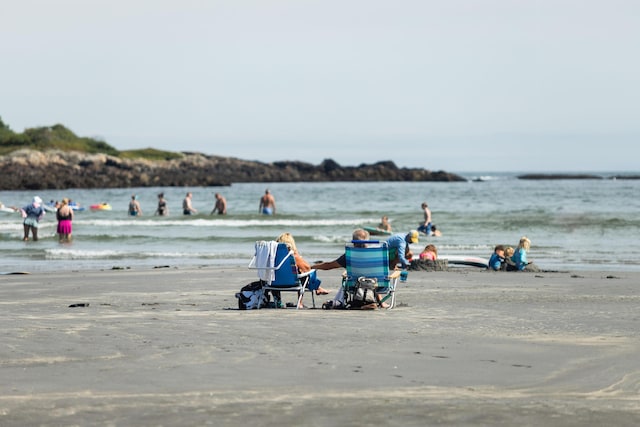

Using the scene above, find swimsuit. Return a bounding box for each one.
[129,202,139,216]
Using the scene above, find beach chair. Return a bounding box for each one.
[248,241,315,309]
[341,240,400,309]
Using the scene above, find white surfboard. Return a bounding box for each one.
[439,256,488,268]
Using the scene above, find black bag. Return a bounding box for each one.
[236,281,269,310]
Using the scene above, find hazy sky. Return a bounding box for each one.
[2,0,638,172]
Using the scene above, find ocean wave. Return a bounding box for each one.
[72,218,376,228]
[44,248,226,260]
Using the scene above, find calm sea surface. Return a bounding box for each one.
[1,173,639,273]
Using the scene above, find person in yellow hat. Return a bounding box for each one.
[386,230,419,269]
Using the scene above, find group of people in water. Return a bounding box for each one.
[14,196,73,243]
[131,189,275,217]
[11,188,278,243]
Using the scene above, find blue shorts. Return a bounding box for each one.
[262,207,273,215]
[417,223,432,235]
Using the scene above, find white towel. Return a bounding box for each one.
[255,240,279,282]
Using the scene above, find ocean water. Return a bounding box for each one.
[1,173,639,273]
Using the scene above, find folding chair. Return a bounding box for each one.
[341,240,401,309]
[248,241,315,309]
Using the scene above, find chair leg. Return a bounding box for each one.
[296,290,304,310]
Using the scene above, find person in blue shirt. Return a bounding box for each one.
[488,245,505,270]
[387,230,419,269]
[512,236,531,271]
[21,196,46,241]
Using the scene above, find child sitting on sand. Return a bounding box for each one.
[488,245,505,270]
[511,236,541,272]
[419,244,438,261]
[502,246,517,271]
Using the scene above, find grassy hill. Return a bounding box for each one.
[0,117,181,160]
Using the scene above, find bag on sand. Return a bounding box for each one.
[236,281,269,310]
[348,277,378,309]
[322,277,378,310]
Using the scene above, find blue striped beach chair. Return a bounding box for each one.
[341,240,400,309]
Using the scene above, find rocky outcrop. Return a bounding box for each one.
[518,173,640,180]
[517,173,603,180]
[0,150,467,190]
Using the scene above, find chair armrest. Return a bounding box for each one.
[298,269,315,279]
[388,270,401,279]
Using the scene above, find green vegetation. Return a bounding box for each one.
[0,116,182,160]
[119,148,183,161]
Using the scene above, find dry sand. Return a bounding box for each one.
[1,267,639,426]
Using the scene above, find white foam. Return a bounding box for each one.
[74,218,374,228]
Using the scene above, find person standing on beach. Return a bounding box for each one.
[259,189,276,215]
[211,193,227,215]
[56,198,74,242]
[128,195,142,216]
[21,196,46,241]
[183,192,197,215]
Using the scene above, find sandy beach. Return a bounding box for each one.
[1,266,639,426]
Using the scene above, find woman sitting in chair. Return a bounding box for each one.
[276,233,330,307]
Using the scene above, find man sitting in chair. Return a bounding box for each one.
[312,228,391,309]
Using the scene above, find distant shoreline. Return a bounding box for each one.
[517,173,640,180]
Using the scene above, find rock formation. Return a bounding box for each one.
[0,150,467,190]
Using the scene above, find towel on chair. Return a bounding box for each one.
[254,240,279,282]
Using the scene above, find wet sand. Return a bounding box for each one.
[1,267,639,426]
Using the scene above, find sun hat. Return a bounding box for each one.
[409,230,419,243]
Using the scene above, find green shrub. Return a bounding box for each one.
[0,118,180,159]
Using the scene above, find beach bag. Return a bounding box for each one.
[348,277,378,309]
[322,287,347,310]
[236,281,269,310]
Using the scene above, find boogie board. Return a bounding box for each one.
[363,226,392,236]
[90,203,112,211]
[439,256,488,269]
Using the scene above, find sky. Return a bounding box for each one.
[1,0,639,172]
